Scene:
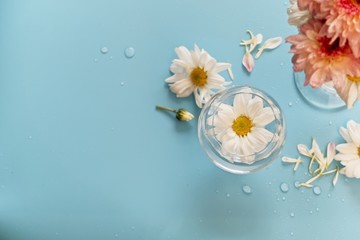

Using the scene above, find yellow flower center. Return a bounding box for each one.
[358,147,360,157]
[232,116,253,137]
[190,67,207,87]
[347,74,360,83]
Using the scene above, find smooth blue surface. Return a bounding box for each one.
[0,0,359,239]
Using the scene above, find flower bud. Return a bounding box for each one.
[176,108,194,121]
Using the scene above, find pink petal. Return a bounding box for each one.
[242,51,254,73]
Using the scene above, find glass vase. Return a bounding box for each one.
[294,71,346,110]
[198,85,286,174]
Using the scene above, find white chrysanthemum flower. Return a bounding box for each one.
[287,0,311,27]
[334,120,360,178]
[165,45,231,108]
[208,92,275,163]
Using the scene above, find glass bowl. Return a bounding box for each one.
[198,85,286,174]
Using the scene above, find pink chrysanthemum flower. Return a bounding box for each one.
[286,20,360,88]
[321,0,360,58]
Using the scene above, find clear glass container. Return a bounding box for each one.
[294,71,346,110]
[198,85,286,174]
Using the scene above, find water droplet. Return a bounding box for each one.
[304,172,308,176]
[110,56,113,60]
[277,197,280,201]
[242,185,252,194]
[215,189,219,193]
[273,210,277,214]
[114,233,119,238]
[309,210,313,214]
[226,193,231,198]
[313,186,321,195]
[282,196,286,201]
[268,181,272,185]
[327,193,331,198]
[280,62,284,66]
[288,102,293,107]
[316,207,320,212]
[306,198,310,202]
[301,189,305,193]
[94,58,98,63]
[290,232,294,236]
[294,181,301,188]
[120,82,125,86]
[131,226,135,230]
[124,47,135,58]
[341,198,345,202]
[290,212,295,217]
[28,135,33,139]
[100,47,108,54]
[329,121,333,126]
[280,182,289,193]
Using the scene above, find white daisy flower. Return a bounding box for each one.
[334,120,360,178]
[287,0,311,27]
[208,91,275,163]
[165,45,231,108]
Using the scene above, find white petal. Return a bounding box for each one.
[255,37,282,59]
[175,46,193,65]
[282,156,301,163]
[233,93,251,116]
[339,127,352,143]
[262,37,282,49]
[204,58,217,72]
[333,169,340,186]
[252,107,275,127]
[297,144,312,157]
[221,136,238,156]
[213,63,231,73]
[334,153,359,162]
[340,161,360,178]
[336,143,358,154]
[165,73,187,83]
[169,78,194,97]
[326,142,335,166]
[346,82,357,108]
[251,127,274,145]
[246,97,263,120]
[347,120,360,145]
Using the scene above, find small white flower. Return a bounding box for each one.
[165,45,231,108]
[287,0,311,27]
[334,120,360,178]
[208,89,275,163]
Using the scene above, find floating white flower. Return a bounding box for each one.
[165,45,231,108]
[208,91,275,163]
[334,120,360,178]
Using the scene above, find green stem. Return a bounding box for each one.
[156,105,177,113]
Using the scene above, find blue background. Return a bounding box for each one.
[0,0,359,239]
